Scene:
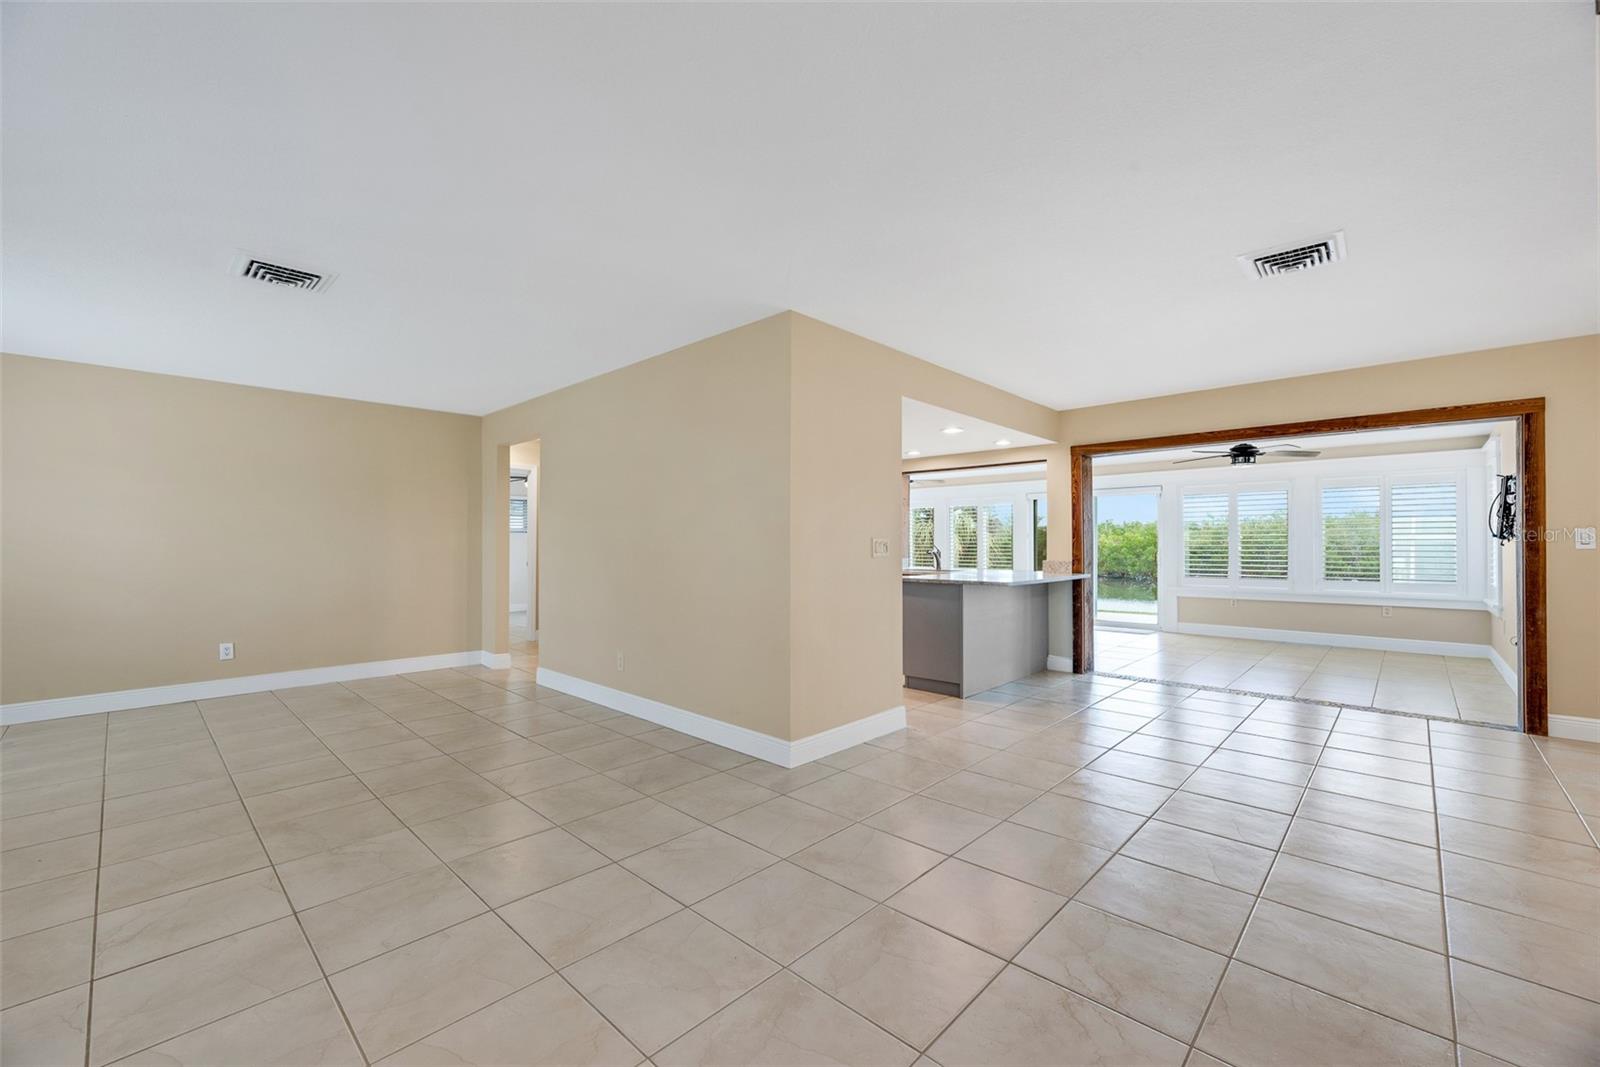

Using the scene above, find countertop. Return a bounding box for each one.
[901,569,1090,587]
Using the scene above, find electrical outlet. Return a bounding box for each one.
[1229,598,1237,607]
[871,538,890,558]
[219,642,235,661]
[616,651,624,672]
[1576,527,1597,551]
[1381,606,1393,618]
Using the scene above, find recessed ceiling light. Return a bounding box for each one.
[994,439,1012,447]
[941,426,964,435]
[904,449,921,457]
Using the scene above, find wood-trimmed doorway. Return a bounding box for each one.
[1068,399,1548,734]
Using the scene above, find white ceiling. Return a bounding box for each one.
[902,398,1052,460]
[3,4,1594,416]
[1093,421,1506,468]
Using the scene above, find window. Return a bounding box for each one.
[1182,492,1230,579]
[1390,481,1458,586]
[983,503,1014,568]
[1237,489,1289,580]
[509,497,528,534]
[909,507,936,568]
[1321,483,1380,584]
[1031,496,1048,570]
[951,506,979,568]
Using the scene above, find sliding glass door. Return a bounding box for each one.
[1094,487,1161,628]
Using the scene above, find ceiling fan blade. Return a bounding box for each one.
[1171,455,1228,464]
[1266,449,1322,457]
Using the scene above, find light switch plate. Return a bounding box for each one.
[1576,527,1597,550]
[871,538,890,558]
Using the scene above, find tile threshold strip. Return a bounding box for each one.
[1088,671,1520,732]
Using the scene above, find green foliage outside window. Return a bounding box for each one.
[1098,520,1158,582]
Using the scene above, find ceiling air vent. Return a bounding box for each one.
[1238,231,1345,279]
[234,253,335,293]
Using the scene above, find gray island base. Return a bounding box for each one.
[902,570,1088,698]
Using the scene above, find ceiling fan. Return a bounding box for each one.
[1173,442,1322,466]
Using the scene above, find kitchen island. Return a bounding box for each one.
[902,569,1088,697]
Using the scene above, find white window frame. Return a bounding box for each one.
[1179,486,1234,586]
[1315,475,1384,592]
[907,478,1044,573]
[1095,448,1490,611]
[1233,482,1293,588]
[1483,436,1503,616]
[1027,491,1048,571]
[1384,470,1468,599]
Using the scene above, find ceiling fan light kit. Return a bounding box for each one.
[1172,442,1323,466]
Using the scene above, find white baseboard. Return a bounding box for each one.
[479,651,513,670]
[1046,655,1075,673]
[1176,622,1500,660]
[509,603,528,613]
[1548,715,1600,744]
[535,667,905,768]
[1,651,498,726]
[1486,647,1517,690]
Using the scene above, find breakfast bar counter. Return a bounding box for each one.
[902,569,1088,697]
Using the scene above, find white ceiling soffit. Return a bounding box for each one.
[902,397,1052,460]
[1092,421,1509,468]
[2,4,1594,416]
[908,461,1047,483]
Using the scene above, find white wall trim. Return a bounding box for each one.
[1,651,498,726]
[508,603,528,613]
[1486,646,1517,691]
[1548,715,1600,744]
[1176,622,1498,659]
[536,667,905,768]
[480,651,513,670]
[1046,654,1074,673]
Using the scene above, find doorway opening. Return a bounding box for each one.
[508,438,540,672]
[1093,487,1161,631]
[1071,400,1545,733]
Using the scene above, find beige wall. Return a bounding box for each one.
[481,312,1059,741]
[1,354,483,703]
[786,314,1060,737]
[481,316,795,739]
[1058,335,1599,719]
[1176,598,1492,645]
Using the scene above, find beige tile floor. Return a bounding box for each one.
[3,650,1596,1066]
[1095,628,1520,726]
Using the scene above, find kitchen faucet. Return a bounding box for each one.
[931,545,942,570]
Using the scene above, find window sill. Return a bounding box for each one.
[1174,588,1490,612]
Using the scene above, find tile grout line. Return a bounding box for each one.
[11,661,1592,1063]
[1164,693,1340,1060]
[307,669,686,1065]
[911,682,1284,1058]
[1426,719,1462,1052]
[190,690,374,1067]
[82,712,110,1067]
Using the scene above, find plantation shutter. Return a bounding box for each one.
[1182,492,1230,579]
[909,507,936,568]
[951,506,979,568]
[509,498,528,533]
[1237,489,1289,580]
[983,503,1014,568]
[1390,481,1458,585]
[1321,484,1380,582]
